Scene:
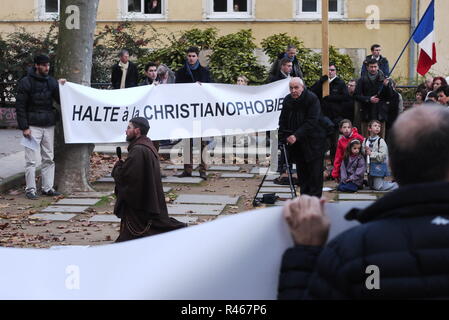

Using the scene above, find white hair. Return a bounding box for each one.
[290,77,304,87]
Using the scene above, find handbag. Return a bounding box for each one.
[369,162,388,177]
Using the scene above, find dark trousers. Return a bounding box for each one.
[294,155,324,198]
[184,139,207,174]
[328,130,339,164]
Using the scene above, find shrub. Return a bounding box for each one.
[208,29,266,84]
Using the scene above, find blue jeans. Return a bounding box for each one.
[337,182,359,193]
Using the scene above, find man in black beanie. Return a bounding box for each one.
[15,54,63,199]
[112,117,186,242]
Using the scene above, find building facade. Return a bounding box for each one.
[0,0,447,81]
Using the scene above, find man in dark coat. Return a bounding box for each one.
[354,59,393,137]
[278,105,449,299]
[175,46,212,180]
[268,58,292,83]
[112,117,186,242]
[111,49,139,89]
[278,77,327,197]
[310,64,350,163]
[361,44,390,77]
[15,54,62,200]
[269,45,304,80]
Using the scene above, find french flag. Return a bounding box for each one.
[413,0,437,76]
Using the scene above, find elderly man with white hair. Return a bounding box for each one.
[278,77,327,197]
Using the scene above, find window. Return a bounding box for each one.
[37,0,60,20]
[296,0,344,19]
[208,0,252,18]
[123,0,165,19]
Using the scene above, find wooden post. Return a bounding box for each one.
[322,0,330,96]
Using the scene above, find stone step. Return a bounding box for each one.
[259,187,295,193]
[162,176,203,184]
[208,166,241,171]
[167,204,226,216]
[220,173,254,179]
[338,194,378,201]
[41,206,89,213]
[165,164,198,170]
[174,194,240,205]
[70,191,113,198]
[56,198,100,206]
[88,215,121,223]
[30,213,77,221]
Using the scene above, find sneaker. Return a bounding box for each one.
[42,189,62,197]
[176,172,192,178]
[26,191,39,200]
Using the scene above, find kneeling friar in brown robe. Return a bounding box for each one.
[112,117,186,242]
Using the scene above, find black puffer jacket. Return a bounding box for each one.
[278,181,449,299]
[15,68,60,130]
[279,90,326,162]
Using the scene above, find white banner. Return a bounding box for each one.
[0,203,364,300]
[59,80,290,144]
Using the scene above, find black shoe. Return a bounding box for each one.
[26,191,39,200]
[176,172,192,178]
[199,172,207,180]
[42,189,62,197]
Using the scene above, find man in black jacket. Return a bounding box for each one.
[111,49,139,89]
[361,44,390,77]
[311,64,350,164]
[278,77,327,197]
[269,45,304,80]
[175,46,212,180]
[354,59,393,137]
[15,55,62,200]
[278,105,449,299]
[268,58,292,83]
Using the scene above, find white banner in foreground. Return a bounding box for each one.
[0,204,363,300]
[59,80,290,144]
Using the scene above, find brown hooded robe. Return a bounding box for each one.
[112,135,186,242]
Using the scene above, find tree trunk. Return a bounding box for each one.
[54,0,99,193]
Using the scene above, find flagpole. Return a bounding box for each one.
[389,0,434,77]
[322,0,329,96]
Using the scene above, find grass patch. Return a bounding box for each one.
[94,195,115,207]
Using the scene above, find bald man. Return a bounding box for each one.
[278,77,327,197]
[278,105,449,299]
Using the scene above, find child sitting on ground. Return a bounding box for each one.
[331,119,365,181]
[365,120,399,191]
[337,139,366,193]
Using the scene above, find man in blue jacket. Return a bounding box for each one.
[278,105,449,299]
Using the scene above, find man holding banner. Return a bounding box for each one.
[175,46,213,180]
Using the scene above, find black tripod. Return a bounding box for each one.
[280,142,297,199]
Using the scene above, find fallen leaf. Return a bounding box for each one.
[0,223,9,230]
